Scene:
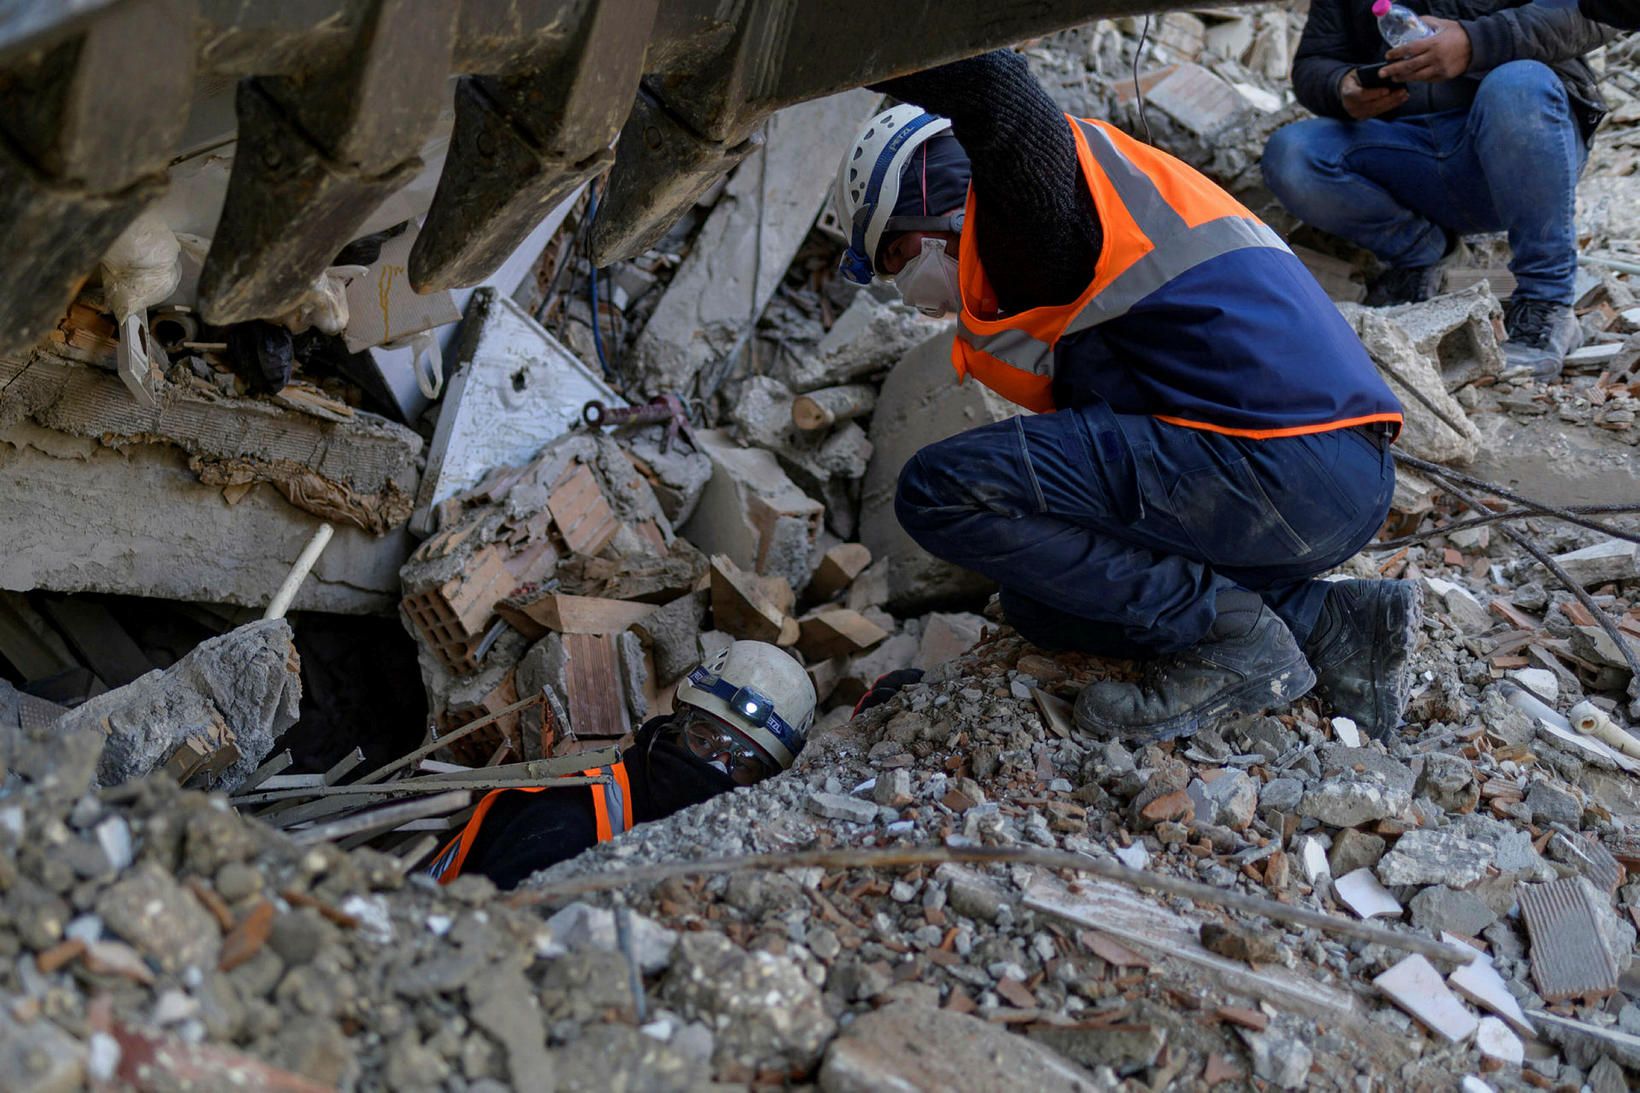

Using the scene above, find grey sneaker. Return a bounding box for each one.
[1503,297,1583,381]
[1302,579,1422,740]
[1074,594,1315,745]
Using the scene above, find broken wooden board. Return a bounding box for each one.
[808,543,872,602]
[1024,874,1394,1053]
[497,592,655,639]
[796,608,887,661]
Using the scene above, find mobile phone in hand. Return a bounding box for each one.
[1356,62,1406,90]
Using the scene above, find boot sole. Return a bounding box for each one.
[1367,581,1423,740]
[1075,653,1317,746]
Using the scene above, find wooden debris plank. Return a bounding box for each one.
[289,790,473,845]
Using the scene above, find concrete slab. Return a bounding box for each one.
[413,290,621,535]
[860,330,1021,613]
[629,89,879,395]
[0,423,411,614]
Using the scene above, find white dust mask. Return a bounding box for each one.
[892,238,961,318]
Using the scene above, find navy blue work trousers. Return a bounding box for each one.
[894,402,1395,656]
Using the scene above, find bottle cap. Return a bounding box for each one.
[1372,0,1391,14]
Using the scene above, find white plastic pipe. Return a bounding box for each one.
[264,523,335,620]
[1569,699,1640,759]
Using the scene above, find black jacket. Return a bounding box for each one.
[1292,0,1611,141]
[1580,0,1640,28]
[458,717,737,889]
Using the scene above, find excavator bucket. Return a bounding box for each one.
[0,0,1208,355]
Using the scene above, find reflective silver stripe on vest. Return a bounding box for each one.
[957,325,1055,376]
[427,841,460,881]
[594,765,629,837]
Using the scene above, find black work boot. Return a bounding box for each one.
[1073,590,1316,745]
[1302,579,1422,740]
[1364,264,1443,308]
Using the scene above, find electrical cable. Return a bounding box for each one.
[584,179,615,381]
[1134,15,1155,145]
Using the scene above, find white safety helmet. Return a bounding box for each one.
[833,104,965,285]
[675,641,817,770]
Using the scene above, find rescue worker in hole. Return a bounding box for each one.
[835,50,1419,743]
[426,641,816,890]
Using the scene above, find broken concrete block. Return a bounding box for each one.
[1336,303,1482,465]
[55,620,300,790]
[820,1003,1096,1093]
[1409,886,1497,937]
[808,543,872,603]
[709,555,794,646]
[624,429,714,526]
[630,591,708,687]
[1131,63,1246,138]
[861,331,1021,612]
[0,1008,85,1091]
[1375,284,1506,386]
[807,791,878,825]
[412,290,622,535]
[796,609,888,662]
[913,612,986,673]
[1298,777,1410,828]
[730,375,800,452]
[1377,829,1495,888]
[682,429,823,592]
[776,290,943,393]
[1373,954,1479,1043]
[629,90,879,395]
[1551,540,1640,588]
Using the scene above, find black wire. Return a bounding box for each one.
[1134,15,1155,145]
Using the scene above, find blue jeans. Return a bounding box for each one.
[1261,61,1587,304]
[895,403,1394,656]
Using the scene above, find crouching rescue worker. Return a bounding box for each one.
[835,50,1420,742]
[427,641,816,889]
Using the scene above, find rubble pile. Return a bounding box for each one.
[5,4,1640,1091]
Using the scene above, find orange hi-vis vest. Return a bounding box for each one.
[952,116,1404,439]
[425,761,634,885]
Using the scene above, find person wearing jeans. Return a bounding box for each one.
[833,51,1421,743]
[1263,0,1608,379]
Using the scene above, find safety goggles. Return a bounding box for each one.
[679,712,779,786]
[682,666,806,760]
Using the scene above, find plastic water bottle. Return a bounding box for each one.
[1373,0,1435,46]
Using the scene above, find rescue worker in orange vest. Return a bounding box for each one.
[835,50,1420,743]
[427,641,816,889]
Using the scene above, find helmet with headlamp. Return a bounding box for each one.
[674,640,817,772]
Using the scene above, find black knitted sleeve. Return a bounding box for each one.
[870,49,1101,314]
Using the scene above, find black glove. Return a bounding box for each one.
[851,669,925,719]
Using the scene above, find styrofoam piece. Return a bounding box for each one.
[411,290,622,536]
[1373,955,1479,1043]
[1447,949,1535,1038]
[1331,716,1361,748]
[1475,1017,1523,1066]
[1335,868,1402,919]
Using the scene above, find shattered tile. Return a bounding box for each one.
[1334,868,1403,919]
[1373,955,1479,1043]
